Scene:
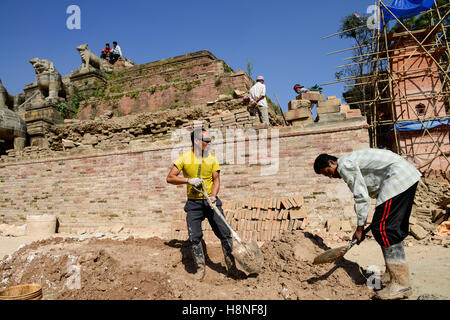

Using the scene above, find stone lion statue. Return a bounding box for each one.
[29,57,65,103]
[76,44,103,71]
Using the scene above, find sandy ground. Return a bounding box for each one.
[0,231,449,300]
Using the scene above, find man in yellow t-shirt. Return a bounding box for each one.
[167,128,238,280]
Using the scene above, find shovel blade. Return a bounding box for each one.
[232,239,263,274]
[313,245,349,265]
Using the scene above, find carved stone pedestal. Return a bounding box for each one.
[69,68,106,96]
[24,102,67,148]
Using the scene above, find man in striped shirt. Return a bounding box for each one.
[314,148,421,300]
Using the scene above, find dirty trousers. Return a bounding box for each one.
[184,198,232,245]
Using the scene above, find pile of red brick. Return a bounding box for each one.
[171,194,308,243]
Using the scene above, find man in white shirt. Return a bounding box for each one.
[110,41,122,64]
[314,148,421,300]
[249,75,269,124]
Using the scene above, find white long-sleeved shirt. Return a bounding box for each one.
[337,148,421,226]
[112,45,122,56]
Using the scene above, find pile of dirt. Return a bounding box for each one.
[0,231,373,300]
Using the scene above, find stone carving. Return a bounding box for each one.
[0,79,15,109]
[0,108,27,150]
[29,58,65,103]
[76,44,103,71]
[0,79,25,110]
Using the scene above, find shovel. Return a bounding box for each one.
[313,225,372,265]
[193,181,263,274]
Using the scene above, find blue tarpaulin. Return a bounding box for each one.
[389,119,450,132]
[380,0,435,29]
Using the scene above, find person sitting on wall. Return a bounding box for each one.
[293,84,309,95]
[109,41,122,64]
[100,43,111,60]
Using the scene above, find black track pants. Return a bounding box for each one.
[371,182,418,248]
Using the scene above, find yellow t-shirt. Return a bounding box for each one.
[174,150,220,199]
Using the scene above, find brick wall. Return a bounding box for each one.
[77,51,253,120]
[0,119,370,239]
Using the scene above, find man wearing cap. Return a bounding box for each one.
[293,84,309,95]
[166,128,239,280]
[249,76,270,124]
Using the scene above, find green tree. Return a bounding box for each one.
[246,59,253,79]
[335,13,375,115]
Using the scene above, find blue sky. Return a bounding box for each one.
[0,0,379,112]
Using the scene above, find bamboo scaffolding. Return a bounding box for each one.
[380,2,450,83]
[370,0,450,166]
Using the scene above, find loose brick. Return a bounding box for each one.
[300,217,308,230]
[276,198,281,210]
[294,194,304,206]
[280,199,289,209]
[259,209,266,220]
[287,197,297,208]
[277,210,284,220]
[288,219,295,231]
[317,99,341,113]
[298,92,325,102]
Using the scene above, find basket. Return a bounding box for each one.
[0,284,43,300]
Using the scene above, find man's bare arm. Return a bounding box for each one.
[210,170,220,203]
[166,165,188,185]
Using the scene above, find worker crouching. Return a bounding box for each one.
[313,148,421,300]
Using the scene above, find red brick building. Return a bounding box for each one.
[388,29,449,181]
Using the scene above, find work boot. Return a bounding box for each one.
[375,242,412,300]
[380,268,391,288]
[221,238,239,279]
[191,242,205,280]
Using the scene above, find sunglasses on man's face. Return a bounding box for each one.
[201,138,212,143]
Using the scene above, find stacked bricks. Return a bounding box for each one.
[285,100,312,126]
[285,92,325,126]
[170,194,308,243]
[340,104,362,118]
[181,108,259,131]
[316,97,347,123]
